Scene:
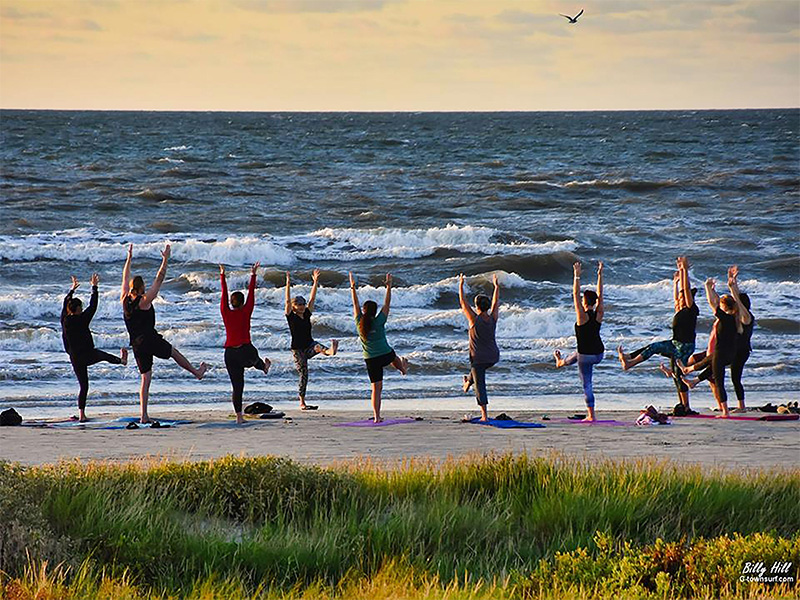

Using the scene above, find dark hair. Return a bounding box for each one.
[740,292,751,310]
[691,288,698,297]
[720,295,737,311]
[131,275,145,295]
[474,294,491,312]
[230,291,244,308]
[66,298,82,315]
[583,290,598,307]
[358,300,378,339]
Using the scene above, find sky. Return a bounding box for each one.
[0,0,798,111]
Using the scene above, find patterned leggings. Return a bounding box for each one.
[292,342,327,398]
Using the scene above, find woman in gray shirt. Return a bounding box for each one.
[459,273,500,422]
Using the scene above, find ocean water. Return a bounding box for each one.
[1,109,798,418]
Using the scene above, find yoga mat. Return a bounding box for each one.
[675,413,799,422]
[555,418,630,426]
[49,417,192,430]
[334,418,418,428]
[465,417,545,429]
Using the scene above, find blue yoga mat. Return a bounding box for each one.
[466,417,545,429]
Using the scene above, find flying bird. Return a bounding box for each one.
[559,9,584,23]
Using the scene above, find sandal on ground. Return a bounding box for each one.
[300,405,318,411]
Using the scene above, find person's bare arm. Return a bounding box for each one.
[141,243,170,308]
[728,265,751,326]
[284,271,291,316]
[705,277,720,313]
[573,262,587,325]
[308,269,320,313]
[490,273,500,321]
[63,275,79,321]
[672,270,680,310]
[349,272,361,320]
[678,256,693,309]
[120,244,132,302]
[381,274,392,317]
[458,274,477,325]
[595,261,604,322]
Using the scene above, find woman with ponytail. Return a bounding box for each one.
[349,272,408,423]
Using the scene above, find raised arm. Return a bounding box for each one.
[244,261,259,314]
[728,265,751,326]
[595,261,604,322]
[220,264,230,315]
[381,273,392,317]
[308,268,320,312]
[678,256,693,309]
[141,244,170,308]
[705,277,720,313]
[120,244,132,302]
[284,271,291,316]
[672,270,680,310]
[349,272,361,320]
[490,273,500,321]
[83,273,99,323]
[458,274,477,325]
[63,275,79,321]
[573,262,587,325]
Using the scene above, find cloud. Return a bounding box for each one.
[232,0,397,14]
[0,6,49,20]
[738,0,800,33]
[77,19,103,31]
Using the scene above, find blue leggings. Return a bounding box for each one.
[563,352,604,408]
[468,362,495,407]
[631,339,695,393]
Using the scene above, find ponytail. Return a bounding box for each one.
[358,301,378,339]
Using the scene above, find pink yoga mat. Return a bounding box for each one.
[674,413,798,422]
[555,419,630,426]
[334,418,418,428]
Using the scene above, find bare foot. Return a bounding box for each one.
[462,375,472,393]
[617,345,629,370]
[400,357,409,375]
[582,416,597,422]
[553,350,563,368]
[658,363,672,378]
[236,415,246,425]
[140,415,151,424]
[373,416,383,424]
[262,358,271,375]
[196,362,210,380]
[330,340,339,356]
[120,348,128,366]
[684,377,699,390]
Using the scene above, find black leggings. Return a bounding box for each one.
[70,349,122,410]
[224,344,266,413]
[731,349,750,403]
[698,351,734,404]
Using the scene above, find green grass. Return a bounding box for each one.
[1,454,798,599]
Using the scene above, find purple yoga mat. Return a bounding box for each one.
[555,418,630,426]
[334,418,418,428]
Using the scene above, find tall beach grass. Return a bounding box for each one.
[1,453,798,599]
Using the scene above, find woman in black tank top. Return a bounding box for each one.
[121,243,209,424]
[554,262,605,422]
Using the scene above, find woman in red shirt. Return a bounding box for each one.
[220,262,271,424]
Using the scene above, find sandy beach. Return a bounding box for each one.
[2,408,797,470]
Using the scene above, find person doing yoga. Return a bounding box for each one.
[285,269,338,411]
[458,273,500,422]
[221,262,271,424]
[554,261,604,422]
[122,243,209,423]
[61,274,127,422]
[618,256,698,411]
[679,266,750,416]
[349,272,408,423]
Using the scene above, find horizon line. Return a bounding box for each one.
[2,106,799,114]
